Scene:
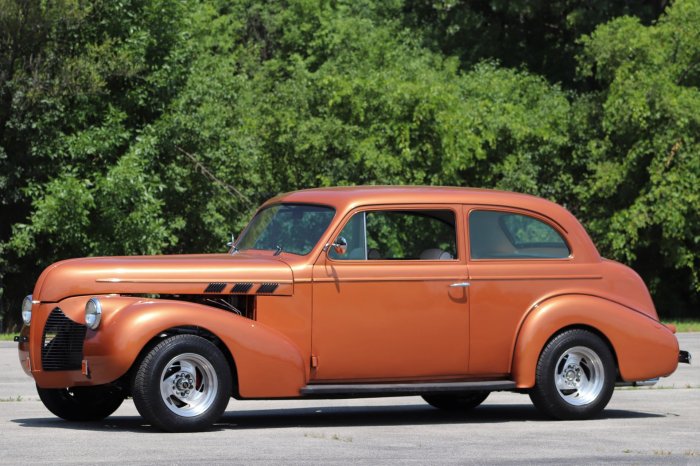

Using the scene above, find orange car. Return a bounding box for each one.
[16,186,691,431]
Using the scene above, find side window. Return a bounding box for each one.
[469,210,570,259]
[330,210,457,261]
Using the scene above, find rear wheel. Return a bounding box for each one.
[132,334,232,432]
[529,329,615,420]
[37,384,124,421]
[423,391,490,411]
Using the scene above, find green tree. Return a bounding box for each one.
[401,0,666,85]
[1,0,193,328]
[1,0,698,329]
[571,0,700,315]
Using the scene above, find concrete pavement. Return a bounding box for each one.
[0,334,698,464]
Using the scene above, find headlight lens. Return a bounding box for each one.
[21,295,33,325]
[85,298,102,330]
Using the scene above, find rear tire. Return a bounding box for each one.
[37,384,124,421]
[529,329,615,420]
[422,391,490,411]
[132,334,232,432]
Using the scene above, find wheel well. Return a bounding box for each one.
[541,324,621,380]
[122,326,240,397]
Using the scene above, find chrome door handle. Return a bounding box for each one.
[449,282,470,288]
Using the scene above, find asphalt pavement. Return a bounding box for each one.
[1,334,698,465]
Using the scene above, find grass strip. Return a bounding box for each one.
[663,319,700,333]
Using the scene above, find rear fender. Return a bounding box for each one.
[511,294,679,388]
[82,297,306,397]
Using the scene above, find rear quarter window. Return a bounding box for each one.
[469,210,570,259]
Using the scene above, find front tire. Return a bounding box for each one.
[37,384,124,421]
[423,391,490,411]
[529,329,615,420]
[132,334,232,432]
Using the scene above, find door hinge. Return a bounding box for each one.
[311,355,318,368]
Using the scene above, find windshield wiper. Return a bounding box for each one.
[273,245,283,256]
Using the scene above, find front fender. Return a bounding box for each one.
[77,297,306,397]
[511,294,679,388]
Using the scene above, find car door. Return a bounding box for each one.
[311,205,470,381]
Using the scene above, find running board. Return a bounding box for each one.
[300,380,516,397]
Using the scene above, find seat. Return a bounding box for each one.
[346,247,366,260]
[419,248,453,260]
[367,248,382,260]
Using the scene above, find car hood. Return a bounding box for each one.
[33,253,294,302]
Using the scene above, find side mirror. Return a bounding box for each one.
[227,233,239,254]
[331,236,348,255]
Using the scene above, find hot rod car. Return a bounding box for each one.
[16,186,690,431]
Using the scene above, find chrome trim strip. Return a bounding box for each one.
[301,380,516,396]
[361,212,368,261]
[313,277,467,283]
[469,275,602,281]
[616,378,659,387]
[96,278,293,284]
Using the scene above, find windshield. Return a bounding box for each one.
[236,203,335,255]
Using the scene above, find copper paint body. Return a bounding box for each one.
[17,186,680,397]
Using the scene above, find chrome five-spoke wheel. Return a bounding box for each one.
[132,334,232,432]
[553,346,605,406]
[530,329,615,420]
[160,353,219,417]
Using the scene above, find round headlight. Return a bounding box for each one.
[21,295,33,326]
[85,298,102,330]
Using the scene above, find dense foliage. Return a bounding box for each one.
[1,0,698,328]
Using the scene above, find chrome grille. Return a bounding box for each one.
[41,308,86,371]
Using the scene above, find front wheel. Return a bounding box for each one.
[37,384,124,421]
[132,334,232,432]
[529,329,615,420]
[422,391,490,411]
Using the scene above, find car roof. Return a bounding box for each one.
[262,186,600,262]
[267,186,559,215]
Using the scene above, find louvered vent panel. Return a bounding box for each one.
[231,283,253,293]
[257,283,279,294]
[41,308,86,371]
[204,282,227,293]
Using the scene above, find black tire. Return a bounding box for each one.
[529,329,615,420]
[37,384,124,421]
[132,334,232,432]
[422,391,490,411]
